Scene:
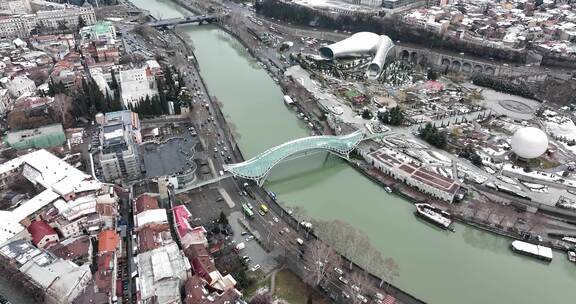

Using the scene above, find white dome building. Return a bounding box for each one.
[511,127,549,159]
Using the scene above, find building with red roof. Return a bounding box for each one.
[97,230,119,253]
[184,275,242,304]
[134,194,159,214]
[27,220,59,249]
[173,205,193,238]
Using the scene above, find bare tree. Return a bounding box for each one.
[52,93,73,127]
[250,294,272,304]
[382,257,400,291]
[348,271,371,304]
[303,239,340,286]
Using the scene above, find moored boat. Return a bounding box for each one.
[568,251,576,263]
[414,203,453,231]
[510,240,553,262]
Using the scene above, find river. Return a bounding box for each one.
[125,1,576,303]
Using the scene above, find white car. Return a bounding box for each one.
[351,284,360,293]
[273,217,279,223]
[338,276,348,285]
[251,264,261,272]
[357,294,368,303]
[334,267,343,275]
[246,235,255,241]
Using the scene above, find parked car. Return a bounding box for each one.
[338,276,348,285]
[246,235,255,241]
[334,267,344,275]
[251,264,261,272]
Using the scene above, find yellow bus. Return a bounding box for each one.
[260,204,269,213]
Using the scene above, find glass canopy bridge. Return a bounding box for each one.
[224,130,377,186]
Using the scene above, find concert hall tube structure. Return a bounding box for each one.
[319,32,394,80]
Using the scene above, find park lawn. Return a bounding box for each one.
[274,269,329,304]
[244,276,271,299]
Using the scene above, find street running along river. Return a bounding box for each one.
[127,1,576,303]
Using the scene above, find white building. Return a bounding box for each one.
[0,239,92,304]
[364,147,460,202]
[0,5,96,38]
[0,149,102,245]
[136,243,191,304]
[0,15,36,39]
[0,75,36,98]
[0,0,32,15]
[36,6,96,30]
[90,67,111,95]
[119,67,158,106]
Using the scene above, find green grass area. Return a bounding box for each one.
[244,276,271,299]
[274,269,328,304]
[344,89,362,99]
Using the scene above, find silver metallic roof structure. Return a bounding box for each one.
[319,32,394,80]
[223,131,366,185]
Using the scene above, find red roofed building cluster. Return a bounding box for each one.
[173,205,242,300]
[132,193,192,304]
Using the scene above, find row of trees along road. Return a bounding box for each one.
[289,203,400,296]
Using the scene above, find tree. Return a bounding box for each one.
[348,271,371,304]
[460,144,483,167]
[419,123,447,149]
[77,16,86,29]
[250,294,272,304]
[303,239,340,286]
[307,295,313,304]
[361,108,373,120]
[378,107,404,126]
[52,93,73,127]
[382,258,400,291]
[427,69,438,81]
[7,111,51,131]
[219,211,228,225]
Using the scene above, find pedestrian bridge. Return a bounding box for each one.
[223,130,368,186]
[146,15,218,28]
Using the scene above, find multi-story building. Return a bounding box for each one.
[119,65,158,106]
[0,5,96,39]
[79,21,116,43]
[364,147,460,202]
[0,239,92,304]
[0,75,36,97]
[36,6,96,30]
[98,120,141,182]
[0,0,32,15]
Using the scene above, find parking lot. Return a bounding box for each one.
[179,188,230,227]
[229,211,278,274]
[140,135,198,178]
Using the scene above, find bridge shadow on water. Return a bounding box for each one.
[263,151,347,192]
